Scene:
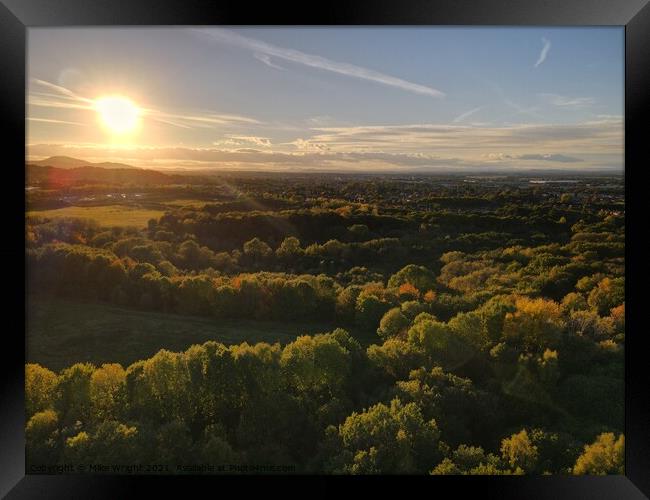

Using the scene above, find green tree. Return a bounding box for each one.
[377,307,409,340]
[281,334,351,397]
[355,293,390,331]
[275,236,303,262]
[26,409,60,465]
[56,363,95,426]
[243,237,273,267]
[367,339,426,380]
[407,318,473,371]
[331,398,442,474]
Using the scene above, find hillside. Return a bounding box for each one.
[30,156,139,170]
[25,164,212,187]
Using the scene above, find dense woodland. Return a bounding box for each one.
[25,168,625,474]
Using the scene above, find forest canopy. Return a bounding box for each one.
[25,171,625,474]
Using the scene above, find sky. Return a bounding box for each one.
[27,27,624,172]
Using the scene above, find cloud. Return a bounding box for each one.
[28,78,261,129]
[26,143,470,171]
[214,135,271,148]
[30,78,93,103]
[27,117,86,126]
[27,111,622,172]
[483,79,543,120]
[303,119,622,169]
[504,99,543,120]
[28,96,92,111]
[534,37,551,68]
[253,53,285,70]
[538,93,595,108]
[193,28,445,99]
[519,153,582,162]
[453,106,483,123]
[290,138,331,151]
[485,153,583,163]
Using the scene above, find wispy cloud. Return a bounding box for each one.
[485,152,583,163]
[30,78,93,103]
[27,117,86,126]
[253,53,285,70]
[483,79,543,120]
[504,99,543,120]
[453,106,483,123]
[215,135,272,147]
[148,110,260,127]
[28,115,623,172]
[28,78,260,129]
[28,138,620,172]
[538,93,595,108]
[193,28,446,99]
[534,37,551,68]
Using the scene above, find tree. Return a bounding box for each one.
[561,292,588,313]
[407,318,473,371]
[26,409,60,465]
[587,277,625,316]
[367,339,426,380]
[275,236,303,262]
[573,433,624,475]
[395,367,499,447]
[401,301,426,321]
[527,428,582,474]
[500,429,538,473]
[142,350,190,423]
[243,237,273,267]
[335,285,363,323]
[355,293,390,332]
[388,265,437,293]
[398,283,420,301]
[90,364,126,421]
[198,424,242,464]
[281,334,351,397]
[56,363,95,426]
[154,420,194,465]
[377,307,409,340]
[65,421,140,465]
[430,445,509,475]
[26,364,58,418]
[347,224,370,241]
[502,297,564,352]
[331,398,442,474]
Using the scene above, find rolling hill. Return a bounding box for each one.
[30,156,139,170]
[25,162,215,187]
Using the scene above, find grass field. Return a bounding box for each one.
[26,296,346,372]
[27,205,165,228]
[161,199,210,208]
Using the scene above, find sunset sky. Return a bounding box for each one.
[27,27,624,172]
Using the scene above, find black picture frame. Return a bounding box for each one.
[1,0,648,497]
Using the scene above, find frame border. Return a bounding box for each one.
[2,0,648,497]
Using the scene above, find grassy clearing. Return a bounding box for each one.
[160,199,210,208]
[26,296,347,372]
[27,205,165,228]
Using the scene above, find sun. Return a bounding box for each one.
[94,95,141,135]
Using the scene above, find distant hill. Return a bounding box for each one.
[30,156,140,170]
[26,164,213,187]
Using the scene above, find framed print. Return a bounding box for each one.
[1,0,649,497]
